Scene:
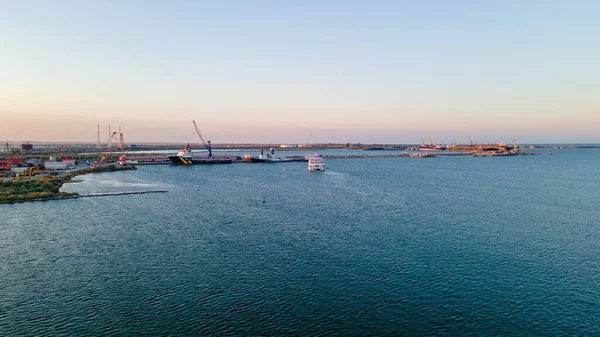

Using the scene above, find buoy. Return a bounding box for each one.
[282,168,285,172]
[261,196,265,203]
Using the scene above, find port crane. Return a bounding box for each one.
[116,127,129,166]
[192,121,212,158]
[93,131,118,168]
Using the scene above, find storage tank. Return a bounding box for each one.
[43,162,68,170]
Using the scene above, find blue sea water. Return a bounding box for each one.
[2,149,600,335]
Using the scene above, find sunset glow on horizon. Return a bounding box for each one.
[2,0,599,144]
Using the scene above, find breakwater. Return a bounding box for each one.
[78,190,169,198]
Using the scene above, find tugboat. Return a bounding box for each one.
[307,153,325,171]
[169,121,233,165]
[250,148,293,163]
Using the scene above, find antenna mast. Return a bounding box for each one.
[108,125,113,149]
[97,124,101,150]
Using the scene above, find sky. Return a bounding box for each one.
[1,0,599,144]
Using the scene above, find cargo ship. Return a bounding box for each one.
[169,121,235,165]
[168,145,232,165]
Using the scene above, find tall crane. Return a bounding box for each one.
[192,121,212,158]
[93,131,118,168]
[117,126,128,166]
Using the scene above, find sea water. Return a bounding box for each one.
[2,148,600,335]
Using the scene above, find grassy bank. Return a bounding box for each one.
[0,179,76,203]
[62,164,136,182]
[0,165,136,204]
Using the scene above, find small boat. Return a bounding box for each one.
[308,154,325,171]
[169,145,232,165]
[124,159,139,165]
[250,148,294,163]
[411,153,436,158]
[117,155,138,166]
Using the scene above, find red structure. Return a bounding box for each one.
[59,156,76,166]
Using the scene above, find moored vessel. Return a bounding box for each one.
[250,148,293,163]
[169,145,232,165]
[170,121,233,165]
[411,153,436,158]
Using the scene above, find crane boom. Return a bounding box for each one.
[93,131,118,168]
[117,126,128,166]
[118,127,124,152]
[428,136,435,146]
[192,120,212,157]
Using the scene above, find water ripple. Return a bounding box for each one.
[2,153,600,335]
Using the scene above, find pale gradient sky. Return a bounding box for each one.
[1,0,599,144]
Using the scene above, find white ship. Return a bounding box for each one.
[308,154,325,171]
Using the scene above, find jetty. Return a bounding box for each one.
[78,190,169,198]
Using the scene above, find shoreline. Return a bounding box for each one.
[5,143,593,164]
[0,150,552,203]
[0,165,138,204]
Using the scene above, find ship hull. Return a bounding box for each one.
[250,158,294,163]
[169,156,232,165]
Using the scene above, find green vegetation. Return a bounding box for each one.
[0,179,76,203]
[63,164,136,182]
[0,165,136,203]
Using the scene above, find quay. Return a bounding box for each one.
[126,150,542,165]
[1,149,547,204]
[320,152,539,159]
